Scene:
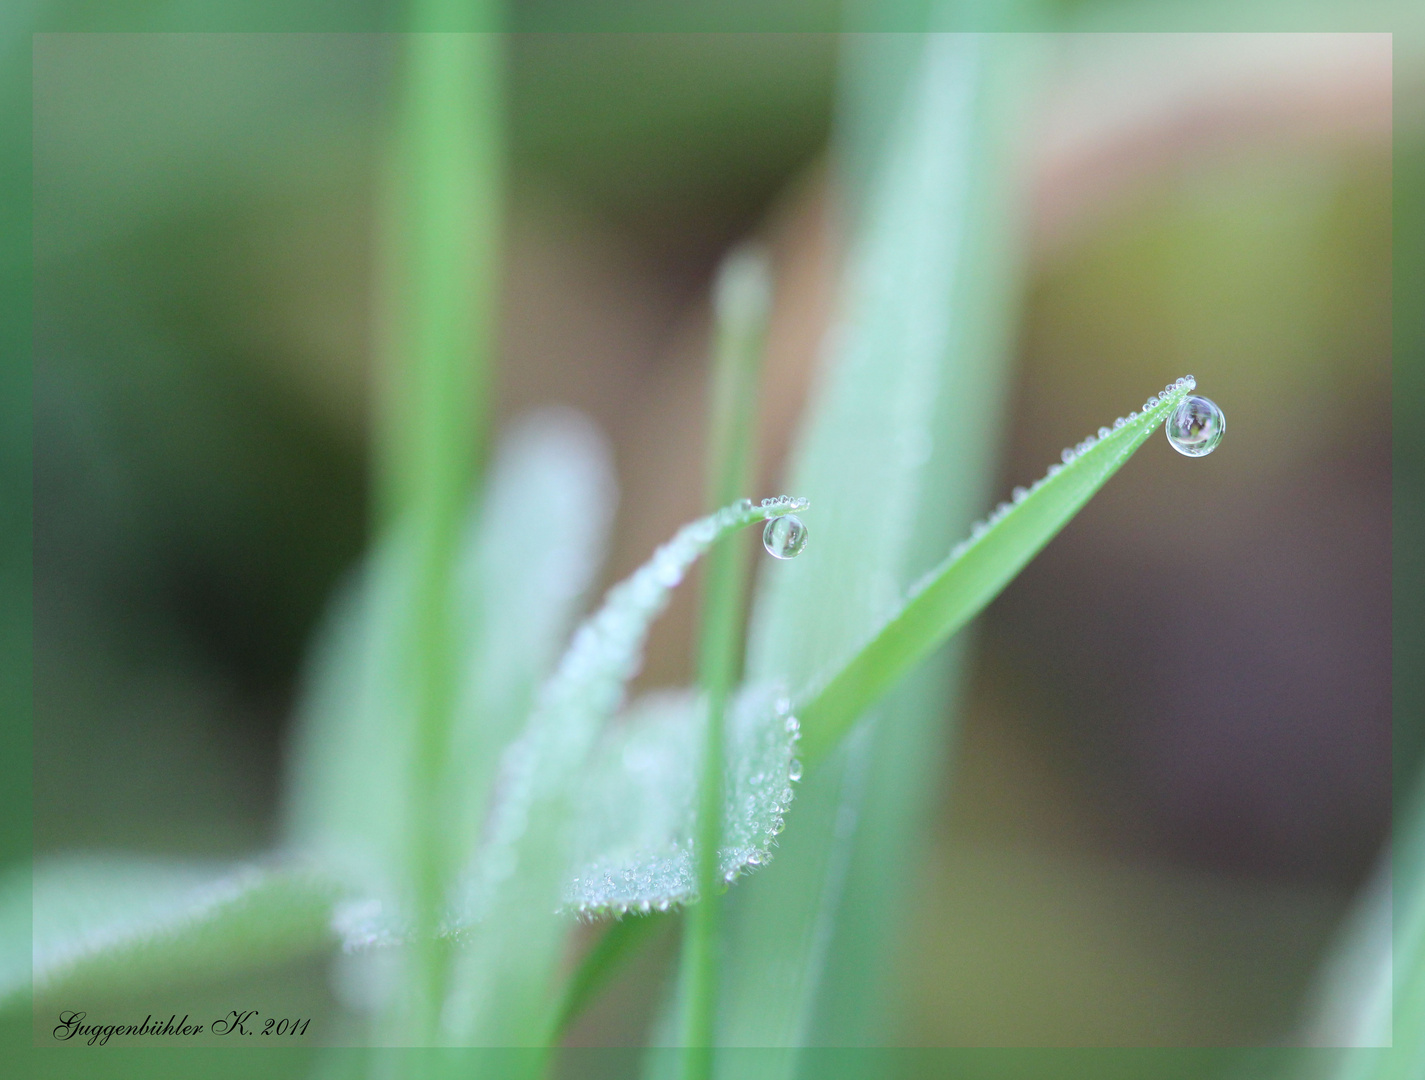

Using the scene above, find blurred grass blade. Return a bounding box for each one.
[443,409,615,884]
[5,855,345,1009]
[440,498,806,1046]
[683,246,774,1070]
[284,410,614,912]
[713,31,1038,1063]
[372,18,503,1041]
[566,683,799,915]
[1305,771,1425,1077]
[552,908,674,1042]
[797,378,1197,765]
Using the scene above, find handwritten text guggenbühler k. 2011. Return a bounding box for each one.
[52,1010,311,1045]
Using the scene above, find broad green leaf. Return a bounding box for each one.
[712,31,1038,1063]
[566,683,799,916]
[439,498,806,1046]
[5,855,345,1008]
[796,377,1199,764]
[283,409,614,915]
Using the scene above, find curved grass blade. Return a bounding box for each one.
[440,497,807,1045]
[566,683,800,917]
[4,856,345,1009]
[796,377,1199,765]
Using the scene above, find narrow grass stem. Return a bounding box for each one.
[677,249,772,1075]
[374,14,501,1043]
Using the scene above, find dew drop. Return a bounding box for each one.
[724,870,737,883]
[788,759,803,782]
[656,899,670,912]
[1166,395,1225,457]
[734,498,754,513]
[747,851,763,866]
[784,715,800,735]
[763,515,809,560]
[1012,485,1029,503]
[1060,447,1076,464]
[1098,426,1110,439]
[774,696,791,716]
[1113,417,1126,430]
[771,817,785,835]
[639,900,651,914]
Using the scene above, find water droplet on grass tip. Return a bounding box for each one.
[1166,395,1225,457]
[788,759,803,781]
[763,515,808,559]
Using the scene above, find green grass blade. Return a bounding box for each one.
[551,909,674,1043]
[796,376,1199,766]
[713,32,1038,1063]
[5,855,345,1009]
[1306,772,1425,1078]
[372,17,503,1042]
[443,410,615,885]
[566,684,799,917]
[284,411,613,917]
[440,498,806,1046]
[682,248,773,1072]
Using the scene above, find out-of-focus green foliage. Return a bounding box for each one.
[10,16,1406,1080]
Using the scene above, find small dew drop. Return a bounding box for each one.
[1145,395,1160,409]
[1166,395,1225,457]
[639,900,651,914]
[724,870,737,883]
[1114,417,1126,429]
[784,715,800,735]
[1098,426,1111,439]
[763,515,809,560]
[747,851,763,866]
[772,818,785,835]
[1060,447,1076,464]
[1047,463,1063,478]
[788,759,803,782]
[774,696,791,716]
[1012,486,1029,503]
[657,899,670,912]
[734,498,754,513]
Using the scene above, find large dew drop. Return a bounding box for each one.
[763,515,809,559]
[1166,395,1226,457]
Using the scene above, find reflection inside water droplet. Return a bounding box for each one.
[763,515,809,559]
[1166,395,1225,457]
